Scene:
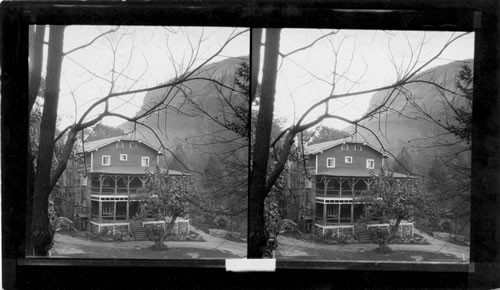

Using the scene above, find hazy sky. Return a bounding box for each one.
[273,29,475,130]
[42,27,473,132]
[50,26,249,130]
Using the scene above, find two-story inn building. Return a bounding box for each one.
[74,136,189,236]
[300,139,415,240]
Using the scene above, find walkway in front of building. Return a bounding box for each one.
[52,226,469,261]
[277,229,469,260]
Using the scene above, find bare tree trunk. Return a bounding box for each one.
[157,213,179,249]
[248,29,281,258]
[380,217,402,252]
[29,25,45,112]
[31,25,65,256]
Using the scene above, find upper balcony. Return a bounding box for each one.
[90,186,149,198]
[315,188,371,198]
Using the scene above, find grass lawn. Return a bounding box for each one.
[276,247,463,262]
[52,243,239,259]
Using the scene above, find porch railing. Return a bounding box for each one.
[315,189,370,197]
[90,186,148,196]
[91,214,129,223]
[315,216,353,225]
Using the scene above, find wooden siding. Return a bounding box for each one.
[92,140,158,172]
[315,143,383,174]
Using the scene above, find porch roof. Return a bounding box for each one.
[91,167,190,176]
[315,168,414,179]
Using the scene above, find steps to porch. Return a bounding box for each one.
[354,223,372,244]
[130,221,147,240]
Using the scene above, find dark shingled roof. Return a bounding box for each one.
[305,139,388,157]
[91,168,191,176]
[315,168,415,179]
[77,136,162,154]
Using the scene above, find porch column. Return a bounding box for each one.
[339,178,343,197]
[126,176,131,220]
[99,175,104,194]
[98,201,102,223]
[351,203,354,223]
[323,202,327,226]
[114,176,118,195]
[338,203,341,224]
[351,178,355,197]
[113,201,117,222]
[323,178,329,197]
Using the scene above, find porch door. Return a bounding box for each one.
[353,204,364,222]
[340,204,352,223]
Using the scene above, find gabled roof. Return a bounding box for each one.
[77,136,162,154]
[304,139,388,157]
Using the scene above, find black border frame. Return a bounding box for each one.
[2,1,499,288]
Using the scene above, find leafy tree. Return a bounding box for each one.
[361,172,426,252]
[136,169,195,250]
[406,64,473,224]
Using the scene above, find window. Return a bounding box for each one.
[115,142,124,148]
[341,144,349,150]
[130,142,137,148]
[326,157,335,168]
[354,145,362,151]
[345,156,353,163]
[367,159,375,169]
[142,157,150,167]
[102,203,113,215]
[120,154,128,161]
[102,155,110,166]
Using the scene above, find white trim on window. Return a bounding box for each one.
[326,157,336,168]
[102,155,111,166]
[102,203,113,215]
[142,156,150,167]
[345,156,353,163]
[341,144,349,150]
[120,154,128,161]
[367,159,375,169]
[354,145,362,151]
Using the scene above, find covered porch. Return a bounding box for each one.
[90,195,141,224]
[314,198,365,226]
[89,173,150,198]
[314,175,375,198]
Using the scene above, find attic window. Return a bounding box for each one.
[116,142,124,148]
[354,145,362,151]
[341,144,349,150]
[130,142,137,148]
